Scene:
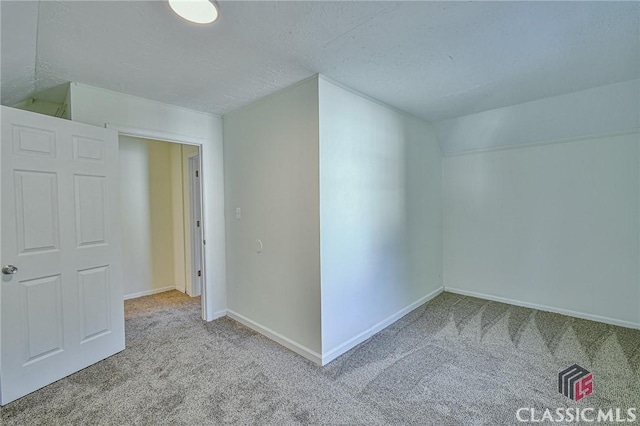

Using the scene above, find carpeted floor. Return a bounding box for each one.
[1,290,638,425]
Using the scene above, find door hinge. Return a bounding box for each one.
[197,270,201,277]
[197,220,200,227]
[195,170,199,177]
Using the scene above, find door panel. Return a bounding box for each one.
[14,170,61,254]
[12,125,56,158]
[21,274,64,364]
[73,136,105,162]
[78,266,111,342]
[74,174,107,247]
[1,106,125,405]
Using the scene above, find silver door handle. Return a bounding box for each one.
[2,265,18,275]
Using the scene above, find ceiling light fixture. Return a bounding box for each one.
[169,0,219,24]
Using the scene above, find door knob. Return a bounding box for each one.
[2,265,18,275]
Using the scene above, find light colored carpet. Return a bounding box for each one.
[1,290,638,425]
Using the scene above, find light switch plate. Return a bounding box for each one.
[235,207,241,220]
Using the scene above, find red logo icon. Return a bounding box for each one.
[559,364,593,401]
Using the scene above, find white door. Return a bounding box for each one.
[0,106,125,405]
[189,155,203,297]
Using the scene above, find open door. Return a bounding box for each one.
[0,106,125,404]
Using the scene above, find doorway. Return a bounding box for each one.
[117,135,204,315]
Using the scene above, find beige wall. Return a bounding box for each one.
[119,136,190,299]
[170,143,186,293]
[223,77,322,358]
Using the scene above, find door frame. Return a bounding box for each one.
[106,124,209,320]
[187,153,202,297]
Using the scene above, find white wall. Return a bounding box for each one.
[434,79,640,155]
[223,77,322,359]
[69,83,226,320]
[119,136,178,298]
[318,77,443,361]
[444,132,640,328]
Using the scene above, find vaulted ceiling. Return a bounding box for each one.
[1,1,639,123]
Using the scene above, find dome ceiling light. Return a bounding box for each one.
[169,0,219,24]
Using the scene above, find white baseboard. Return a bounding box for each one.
[444,287,640,330]
[209,309,227,321]
[226,310,323,365]
[321,286,445,365]
[123,285,177,300]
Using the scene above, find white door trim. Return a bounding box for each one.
[106,124,210,321]
[187,153,203,298]
[106,124,206,146]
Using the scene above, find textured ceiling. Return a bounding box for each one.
[1,1,639,122]
[1,1,39,106]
